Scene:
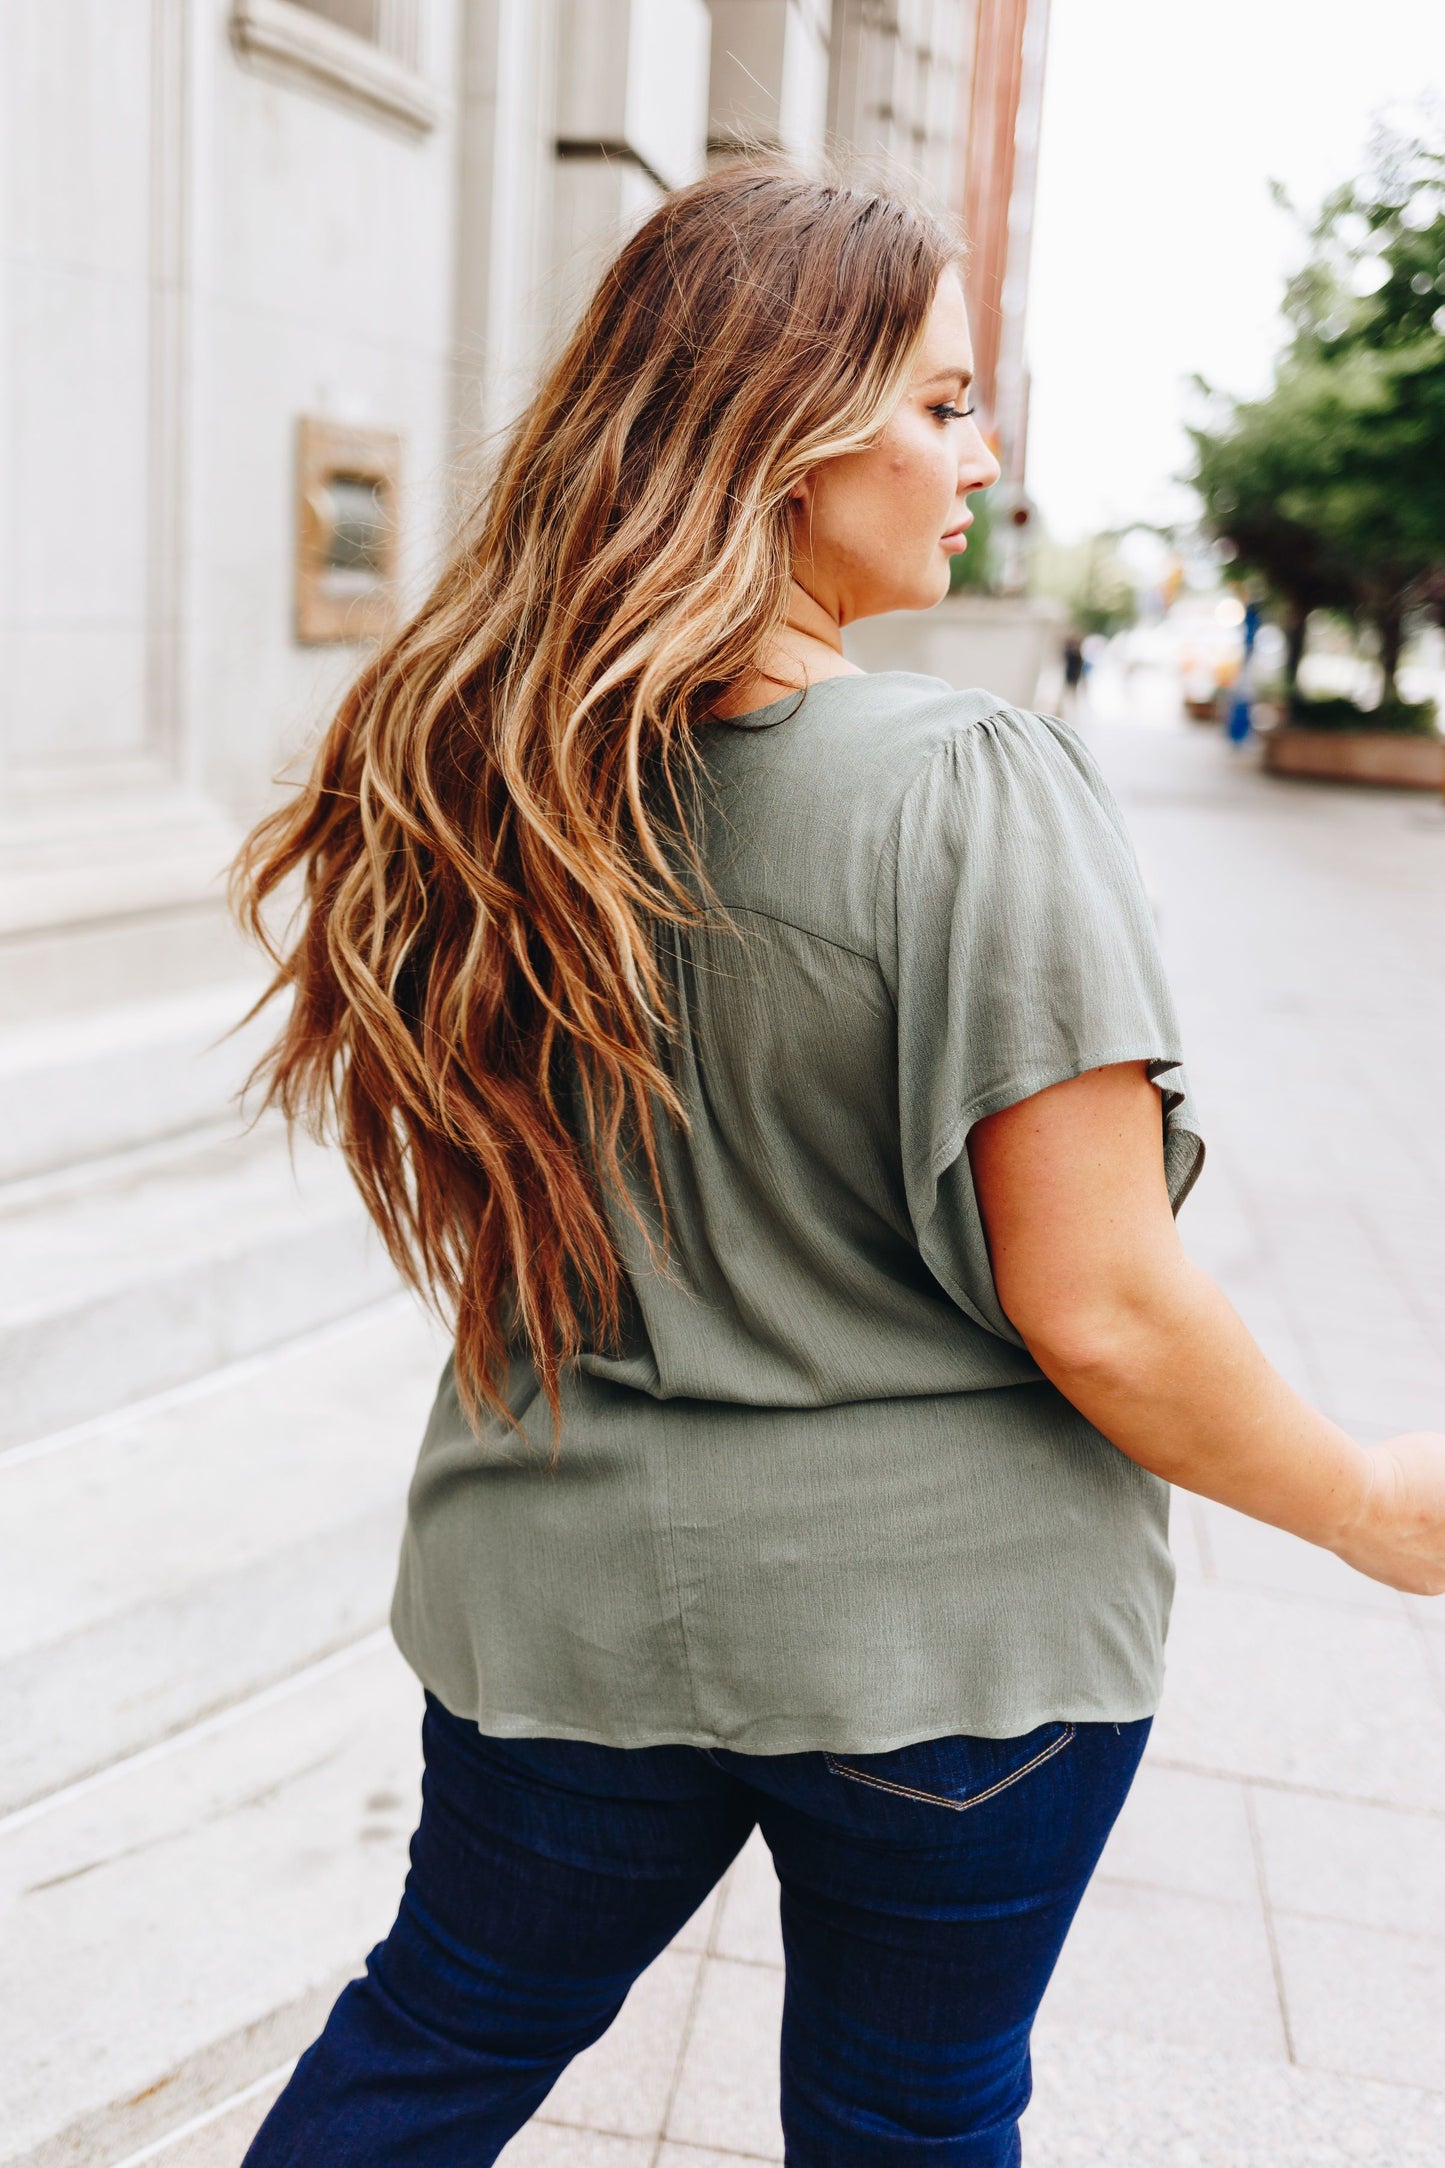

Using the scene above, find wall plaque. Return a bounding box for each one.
[295,417,402,643]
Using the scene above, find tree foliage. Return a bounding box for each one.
[1187,116,1445,701]
[948,485,996,591]
[1030,529,1138,638]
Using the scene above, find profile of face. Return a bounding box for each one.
[788,268,1002,624]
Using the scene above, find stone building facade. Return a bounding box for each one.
[2,0,1048,1070]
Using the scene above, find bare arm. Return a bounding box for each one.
[966,1060,1445,1596]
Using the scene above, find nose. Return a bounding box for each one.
[962,421,1002,494]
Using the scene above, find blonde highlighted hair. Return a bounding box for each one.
[232,160,963,1433]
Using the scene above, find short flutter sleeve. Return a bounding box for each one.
[878,704,1205,1347]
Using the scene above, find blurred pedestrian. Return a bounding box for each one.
[1226,595,1261,745]
[233,162,1445,2168]
[1061,627,1085,716]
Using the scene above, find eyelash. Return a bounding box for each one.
[930,401,977,423]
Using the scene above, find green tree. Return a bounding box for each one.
[1188,118,1445,702]
[948,486,995,591]
[1188,365,1354,692]
[1030,529,1138,638]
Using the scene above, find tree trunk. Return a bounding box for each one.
[1284,602,1310,697]
[1375,599,1404,706]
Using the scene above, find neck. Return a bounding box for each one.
[707,576,859,722]
[783,578,845,655]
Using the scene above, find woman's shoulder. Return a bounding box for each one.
[709,669,1057,790]
[782,672,1106,819]
[885,685,1130,869]
[700,673,1115,917]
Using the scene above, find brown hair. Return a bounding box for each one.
[231,160,962,1434]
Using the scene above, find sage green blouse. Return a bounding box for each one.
[390,674,1205,1753]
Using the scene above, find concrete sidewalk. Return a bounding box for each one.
[10,710,1445,2168]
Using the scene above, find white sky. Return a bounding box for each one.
[1024,0,1445,546]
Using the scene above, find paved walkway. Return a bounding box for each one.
[48,699,1445,2167]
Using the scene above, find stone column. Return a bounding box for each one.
[452,0,563,459]
[828,0,974,214]
[550,0,713,333]
[3,0,463,1013]
[707,0,831,166]
[0,0,237,961]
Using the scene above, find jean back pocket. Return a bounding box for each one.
[825,1721,1076,1815]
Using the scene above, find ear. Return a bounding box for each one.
[787,476,812,513]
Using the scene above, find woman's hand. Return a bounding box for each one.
[1329,1435,1445,1596]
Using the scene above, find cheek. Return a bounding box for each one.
[864,432,955,545]
[804,428,955,587]
[892,429,956,502]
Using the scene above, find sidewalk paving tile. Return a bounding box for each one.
[668,1884,724,1954]
[1252,1788,1445,1938]
[1168,1491,1208,1581]
[1149,1579,1445,1808]
[1413,1615,1445,1708]
[658,2150,782,2167]
[1309,1362,1445,1445]
[711,1828,784,1968]
[1092,1760,1258,1905]
[1035,1877,1286,2058]
[1273,1913,1445,2090]
[1193,1498,1410,1618]
[1022,2018,1445,2166]
[540,1947,702,2139]
[665,1954,785,2160]
[506,2129,653,2166]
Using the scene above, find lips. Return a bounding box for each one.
[941,515,974,544]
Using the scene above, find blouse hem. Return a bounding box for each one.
[396,1641,1165,1759]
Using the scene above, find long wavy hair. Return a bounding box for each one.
[231,160,963,1433]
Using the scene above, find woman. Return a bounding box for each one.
[237,164,1445,2165]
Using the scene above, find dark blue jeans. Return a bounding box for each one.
[245,1691,1151,2165]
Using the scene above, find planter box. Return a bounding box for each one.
[1262,727,1444,791]
[842,594,1067,712]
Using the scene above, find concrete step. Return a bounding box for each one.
[0,1637,423,2168]
[0,1297,448,1814]
[0,980,273,1183]
[0,1121,403,1451]
[0,902,251,1034]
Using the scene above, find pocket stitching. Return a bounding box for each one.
[824,1723,1076,1812]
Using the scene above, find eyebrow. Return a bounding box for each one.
[920,366,974,389]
